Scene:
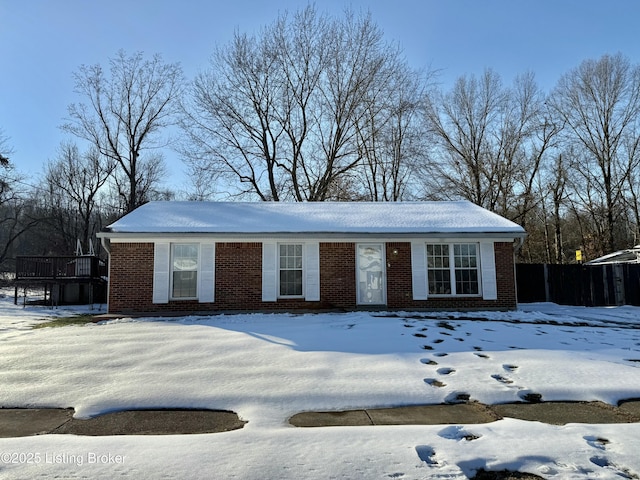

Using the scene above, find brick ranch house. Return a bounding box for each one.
[97,201,526,314]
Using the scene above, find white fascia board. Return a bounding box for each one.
[99,231,525,244]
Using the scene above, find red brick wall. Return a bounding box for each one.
[214,242,262,309]
[108,242,154,313]
[319,242,356,308]
[106,240,517,314]
[494,241,517,309]
[386,242,517,310]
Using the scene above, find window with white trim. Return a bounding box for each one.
[279,244,303,297]
[426,243,479,295]
[171,244,198,299]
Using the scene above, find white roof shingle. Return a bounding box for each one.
[103,201,525,238]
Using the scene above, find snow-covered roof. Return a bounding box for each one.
[102,201,526,237]
[585,246,640,265]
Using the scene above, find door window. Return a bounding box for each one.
[357,244,386,305]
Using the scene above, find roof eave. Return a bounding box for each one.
[98,230,526,240]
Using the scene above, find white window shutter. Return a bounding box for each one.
[305,242,320,301]
[199,243,215,303]
[153,243,170,304]
[480,242,497,300]
[411,242,428,300]
[262,242,277,302]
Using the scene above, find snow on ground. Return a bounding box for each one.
[1,290,640,479]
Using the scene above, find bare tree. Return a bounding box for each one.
[548,53,640,253]
[0,129,14,199]
[109,152,167,210]
[44,142,115,250]
[356,65,428,201]
[0,129,11,167]
[623,134,640,243]
[423,69,557,222]
[533,152,569,263]
[0,198,41,268]
[303,10,400,201]
[423,69,507,207]
[489,73,561,225]
[181,6,413,201]
[0,132,40,269]
[63,50,184,213]
[182,30,286,200]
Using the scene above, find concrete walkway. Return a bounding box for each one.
[0,408,246,437]
[2,400,640,437]
[289,399,640,427]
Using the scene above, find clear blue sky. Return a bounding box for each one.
[2,0,639,190]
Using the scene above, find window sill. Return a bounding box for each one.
[428,294,482,298]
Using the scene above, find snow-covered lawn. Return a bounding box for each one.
[2,292,640,479]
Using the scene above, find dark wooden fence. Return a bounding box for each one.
[516,263,640,306]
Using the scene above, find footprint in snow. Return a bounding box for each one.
[424,378,446,388]
[436,321,456,331]
[437,367,455,375]
[588,456,637,478]
[415,445,438,466]
[590,456,610,468]
[420,358,438,365]
[503,364,519,372]
[413,333,427,338]
[474,352,490,359]
[438,425,481,441]
[585,435,610,451]
[434,352,448,357]
[491,374,514,385]
[445,391,471,403]
[519,391,543,403]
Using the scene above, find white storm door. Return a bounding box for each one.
[357,244,386,305]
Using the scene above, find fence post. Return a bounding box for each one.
[584,265,592,307]
[614,264,625,306]
[543,264,550,302]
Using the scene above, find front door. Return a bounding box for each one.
[357,244,386,305]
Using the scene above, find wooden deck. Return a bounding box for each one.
[16,256,106,282]
[14,256,107,305]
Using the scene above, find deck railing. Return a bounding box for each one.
[15,256,105,281]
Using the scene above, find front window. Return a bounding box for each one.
[172,244,198,298]
[279,244,303,296]
[426,243,479,296]
[453,243,479,294]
